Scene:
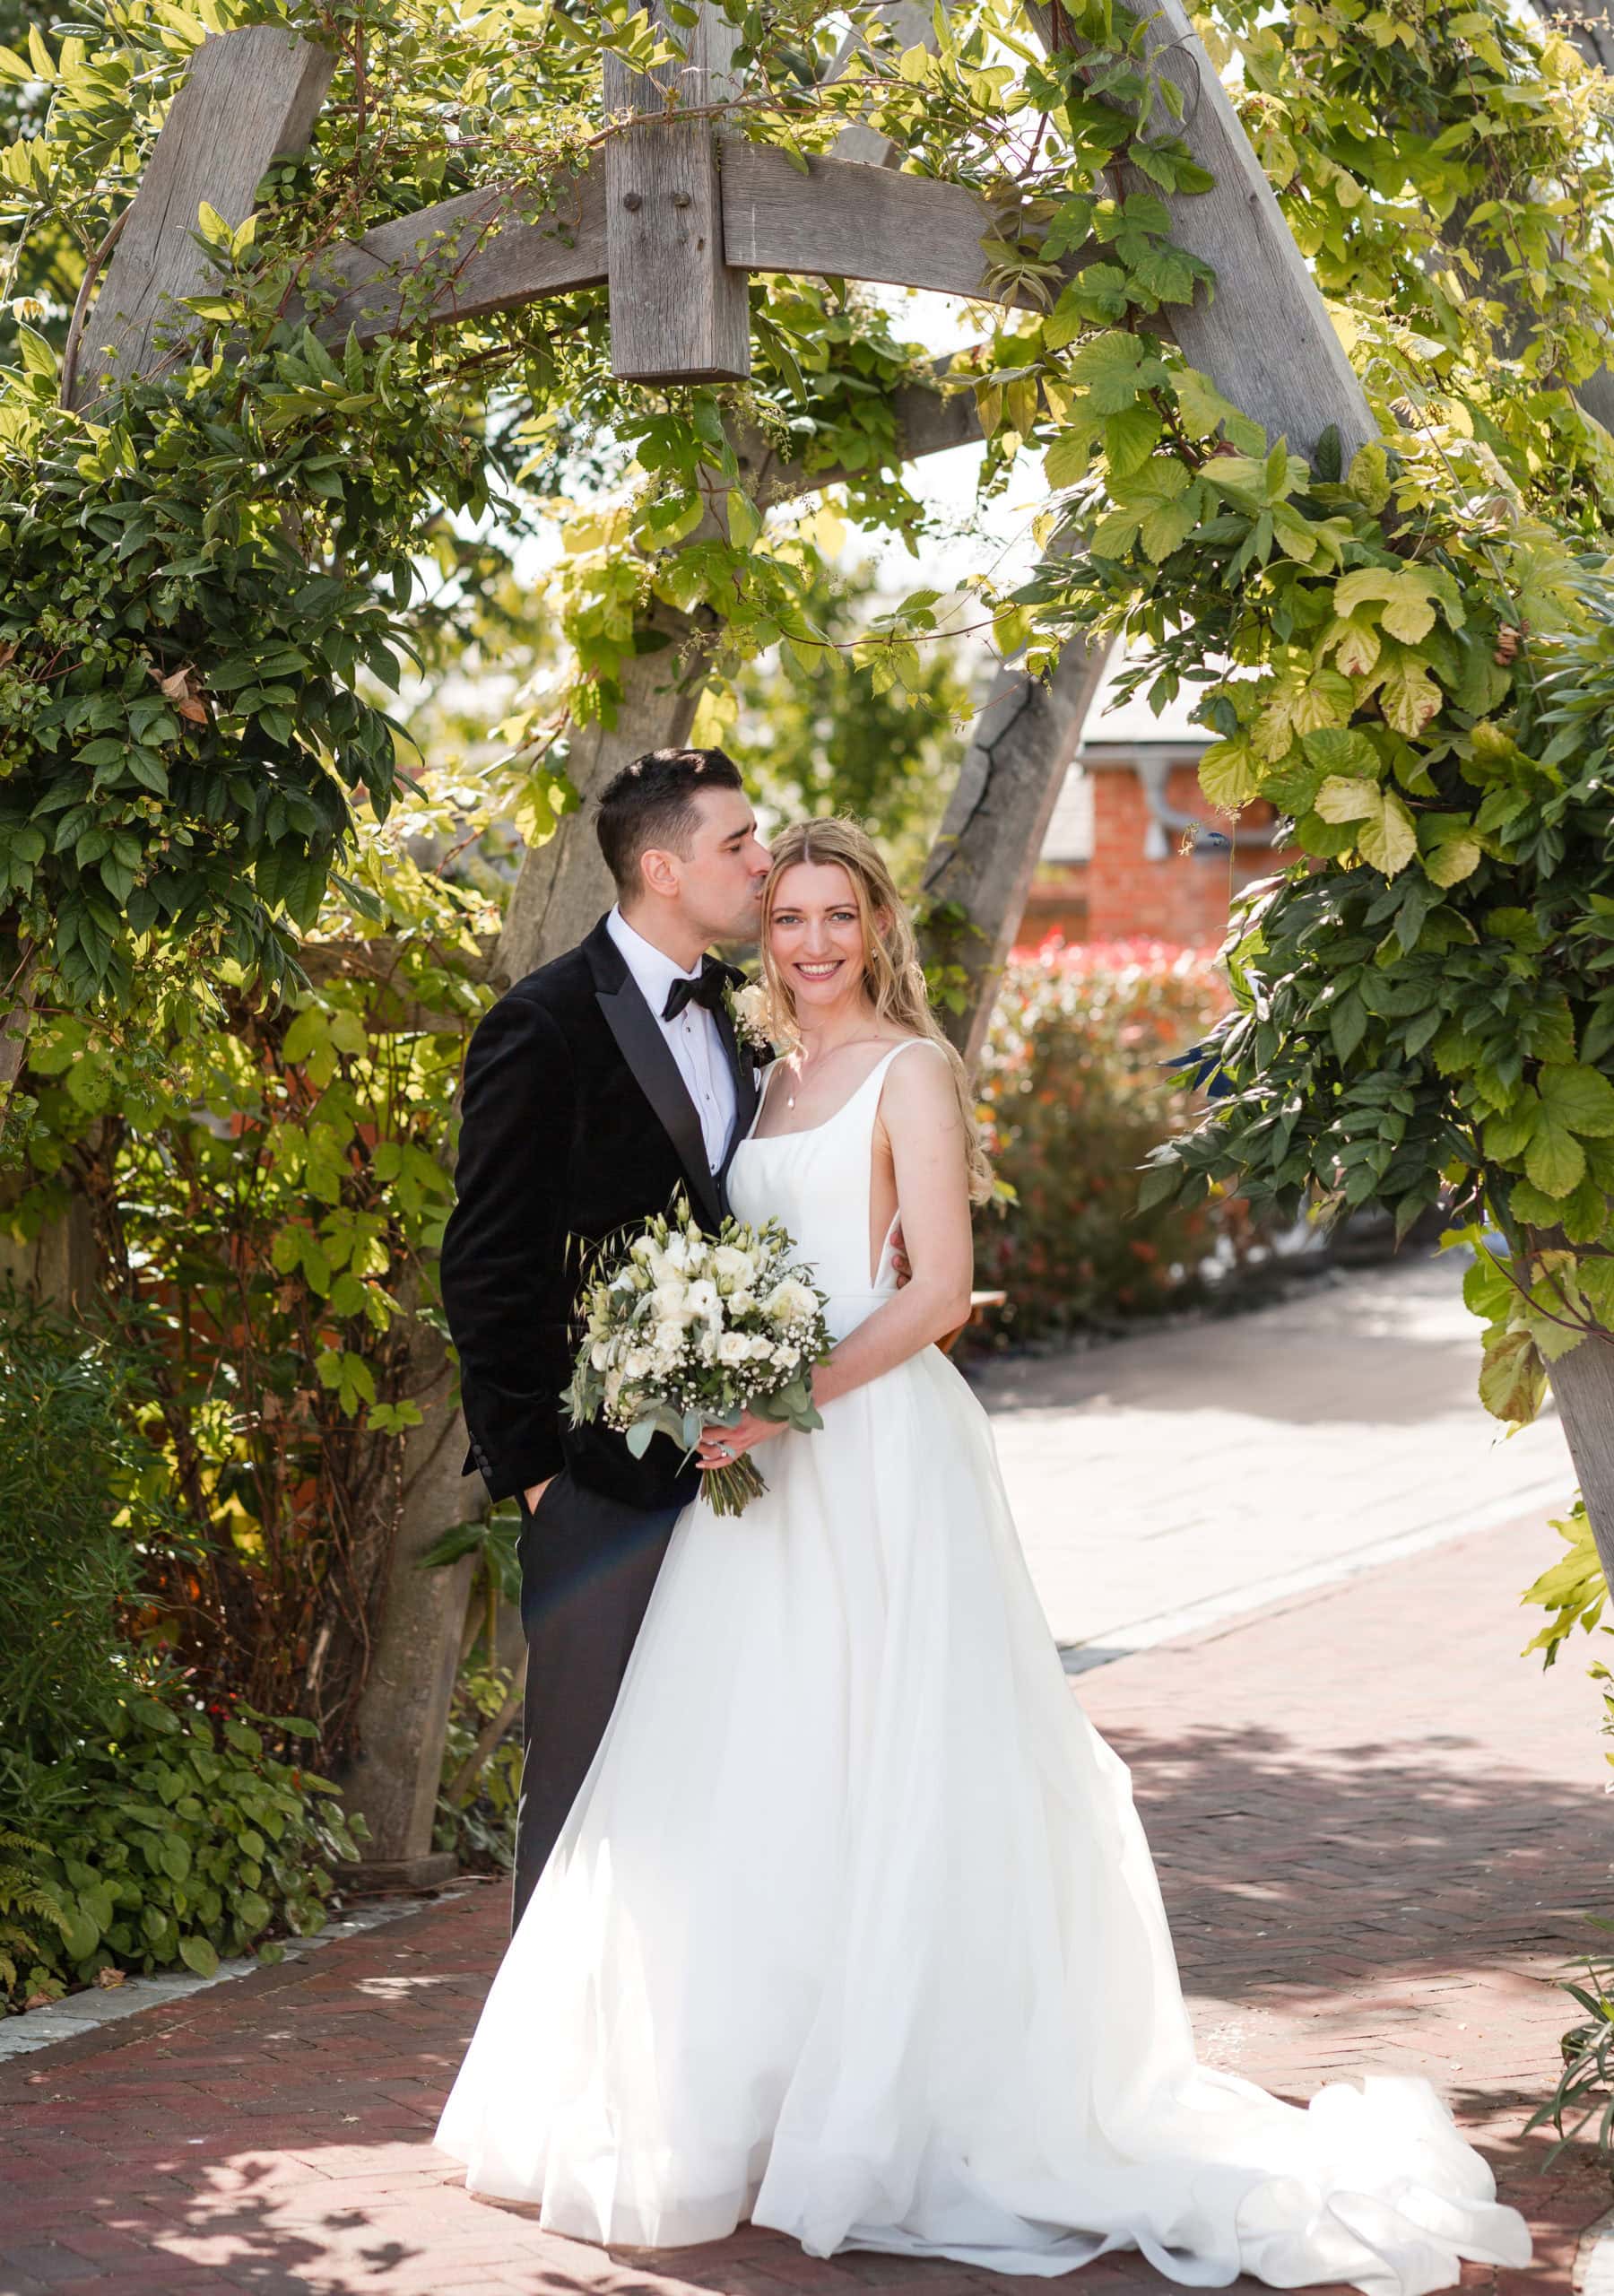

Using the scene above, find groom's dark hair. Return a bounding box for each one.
[595,746,745,895]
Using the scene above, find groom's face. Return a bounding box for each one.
[671,786,772,943]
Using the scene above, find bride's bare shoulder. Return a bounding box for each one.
[877,1037,960,1124]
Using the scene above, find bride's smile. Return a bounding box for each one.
[766,865,871,1013]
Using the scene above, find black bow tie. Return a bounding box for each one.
[662,959,737,1024]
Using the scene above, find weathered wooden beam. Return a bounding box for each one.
[71,25,335,406]
[311,150,1089,346]
[1021,0,1374,463]
[922,622,1109,1070]
[602,2,750,382]
[827,0,938,167]
[1539,0,1614,71]
[306,174,606,346]
[720,141,1096,309]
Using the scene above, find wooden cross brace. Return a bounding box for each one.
[72,0,1369,469]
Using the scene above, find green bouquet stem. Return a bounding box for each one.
[699,1456,768,1518]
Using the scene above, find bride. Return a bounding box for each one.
[435,819,1532,2294]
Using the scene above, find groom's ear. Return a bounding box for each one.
[638,846,681,900]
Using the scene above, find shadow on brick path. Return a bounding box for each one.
[1,1509,1609,2295]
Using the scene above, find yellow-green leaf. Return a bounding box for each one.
[1198,738,1258,809]
[1524,1109,1586,1197]
[725,490,760,548]
[1540,1062,1614,1138]
[1377,655,1442,735]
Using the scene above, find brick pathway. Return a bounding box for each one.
[3,1509,1610,2296]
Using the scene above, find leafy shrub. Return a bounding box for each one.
[976,940,1269,1340]
[0,1295,171,1752]
[1,1693,366,2010]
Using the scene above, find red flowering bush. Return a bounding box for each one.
[976,940,1269,1341]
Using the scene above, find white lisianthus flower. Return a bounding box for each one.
[650,1280,691,1323]
[623,1346,653,1378]
[653,1319,685,1360]
[716,1331,751,1366]
[710,1244,757,1292]
[767,1279,816,1325]
[590,1338,612,1370]
[663,1232,691,1273]
[698,1326,719,1361]
[727,1289,756,1318]
[684,1278,720,1323]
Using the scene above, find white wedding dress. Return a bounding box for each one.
[436,1042,1532,2293]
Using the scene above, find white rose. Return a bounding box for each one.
[732,981,774,1048]
[775,1344,801,1370]
[749,1334,776,1361]
[727,1289,756,1318]
[767,1279,815,1325]
[623,1346,652,1378]
[716,1331,751,1366]
[710,1244,756,1292]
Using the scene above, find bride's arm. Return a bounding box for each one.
[812,1045,974,1408]
[697,1046,973,1469]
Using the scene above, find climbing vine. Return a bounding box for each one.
[4,0,1614,1737]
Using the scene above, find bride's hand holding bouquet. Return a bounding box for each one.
[563,1196,833,1517]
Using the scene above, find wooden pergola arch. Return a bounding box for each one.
[66,0,1614,1878]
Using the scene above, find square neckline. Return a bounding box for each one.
[745,1039,924,1147]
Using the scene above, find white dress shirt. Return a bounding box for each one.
[606,906,735,1172]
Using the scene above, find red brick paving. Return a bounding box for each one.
[2,1509,1610,2295]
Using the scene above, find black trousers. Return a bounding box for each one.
[510,1470,679,1933]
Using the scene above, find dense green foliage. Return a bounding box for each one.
[0,1303,363,2010]
[2,1690,363,2007]
[976,941,1266,1338]
[0,1293,168,1750]
[5,816,488,1754]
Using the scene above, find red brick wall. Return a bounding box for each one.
[1024,757,1295,952]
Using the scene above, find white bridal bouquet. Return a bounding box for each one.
[563,1196,833,1517]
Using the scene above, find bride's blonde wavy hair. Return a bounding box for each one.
[759,819,994,1206]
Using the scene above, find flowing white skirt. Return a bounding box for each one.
[435,1343,1532,2294]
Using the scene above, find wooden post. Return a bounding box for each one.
[922,631,1109,1070]
[70,25,335,407]
[329,1323,476,1890]
[1023,0,1374,465]
[602,2,750,383]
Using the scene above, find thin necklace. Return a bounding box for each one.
[784,1023,880,1110]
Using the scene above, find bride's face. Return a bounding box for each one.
[768,862,876,1018]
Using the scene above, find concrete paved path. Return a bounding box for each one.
[977,1253,1574,1667]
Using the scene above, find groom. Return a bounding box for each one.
[440,747,773,1927]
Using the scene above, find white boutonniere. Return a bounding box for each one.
[725,976,777,1057]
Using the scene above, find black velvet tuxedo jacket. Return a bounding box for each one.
[440,913,764,1513]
